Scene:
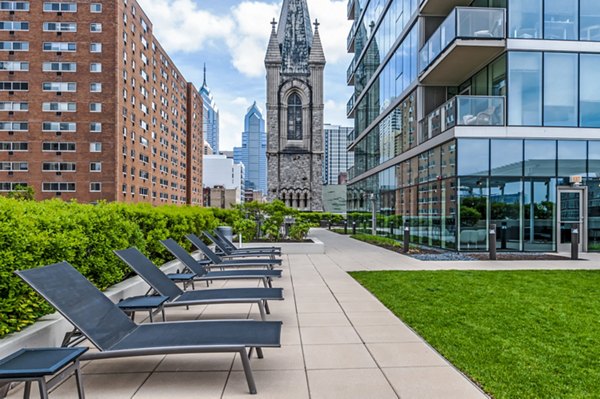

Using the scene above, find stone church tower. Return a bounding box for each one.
[265,0,326,211]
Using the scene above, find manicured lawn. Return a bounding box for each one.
[350,270,600,399]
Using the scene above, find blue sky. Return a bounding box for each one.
[138,0,354,151]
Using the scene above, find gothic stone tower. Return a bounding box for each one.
[265,0,326,211]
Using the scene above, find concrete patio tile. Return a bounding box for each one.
[296,301,342,313]
[155,353,235,372]
[223,370,309,399]
[345,311,404,326]
[200,303,253,315]
[334,292,380,302]
[367,343,449,368]
[307,369,397,399]
[232,345,304,371]
[294,293,337,304]
[280,326,302,345]
[339,300,389,312]
[354,324,422,343]
[9,373,150,399]
[303,344,377,369]
[197,313,250,320]
[298,312,350,327]
[383,366,487,399]
[300,326,362,345]
[133,371,228,398]
[82,355,165,374]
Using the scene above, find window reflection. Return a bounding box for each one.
[491,179,522,251]
[457,139,489,176]
[491,139,522,176]
[544,53,578,126]
[508,52,542,126]
[524,140,556,177]
[580,54,600,127]
[581,0,600,41]
[544,0,578,40]
[558,140,586,177]
[509,0,542,39]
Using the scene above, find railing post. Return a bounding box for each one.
[489,224,497,260]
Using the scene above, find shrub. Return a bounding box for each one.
[289,221,312,241]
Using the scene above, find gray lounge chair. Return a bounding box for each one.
[204,231,280,260]
[214,230,282,254]
[114,248,283,321]
[160,239,281,288]
[16,262,282,394]
[186,234,281,270]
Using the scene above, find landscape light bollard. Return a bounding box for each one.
[489,224,497,261]
[352,221,356,235]
[389,222,394,238]
[571,225,579,260]
[403,226,410,253]
[344,220,348,235]
[501,222,507,249]
[328,220,332,230]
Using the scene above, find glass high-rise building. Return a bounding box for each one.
[346,0,600,252]
[200,65,220,154]
[324,124,355,185]
[234,102,267,195]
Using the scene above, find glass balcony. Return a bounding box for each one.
[347,0,355,20]
[347,20,357,53]
[347,58,356,85]
[419,96,505,143]
[347,94,356,118]
[420,0,473,16]
[419,8,506,76]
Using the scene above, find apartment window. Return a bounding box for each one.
[43,102,76,112]
[42,182,75,192]
[90,3,101,13]
[42,62,76,72]
[43,82,76,92]
[42,162,75,172]
[90,43,102,53]
[0,162,27,171]
[544,53,578,126]
[90,142,102,152]
[43,2,76,12]
[42,122,75,132]
[90,23,102,32]
[508,52,542,126]
[0,81,27,91]
[0,21,29,31]
[580,54,600,127]
[90,162,102,172]
[0,102,28,111]
[90,123,101,132]
[0,142,28,151]
[90,83,102,92]
[0,41,28,51]
[90,182,101,192]
[90,63,102,72]
[0,182,27,191]
[89,103,101,112]
[0,121,27,131]
[43,42,76,52]
[43,22,77,32]
[0,2,29,11]
[42,142,76,152]
[0,61,28,71]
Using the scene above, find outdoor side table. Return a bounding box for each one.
[117,295,169,322]
[0,347,87,399]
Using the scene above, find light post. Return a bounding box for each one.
[370,193,376,236]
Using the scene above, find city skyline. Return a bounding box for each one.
[137,0,353,151]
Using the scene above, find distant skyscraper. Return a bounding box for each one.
[234,102,267,194]
[200,64,220,154]
[323,124,354,186]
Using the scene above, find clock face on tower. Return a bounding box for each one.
[264,0,326,211]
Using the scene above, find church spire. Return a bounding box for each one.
[277,0,313,75]
[309,19,326,65]
[265,18,281,65]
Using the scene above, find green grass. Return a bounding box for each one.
[350,270,600,399]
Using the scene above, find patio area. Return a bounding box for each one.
[11,229,550,399]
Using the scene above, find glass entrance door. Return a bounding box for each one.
[558,189,586,252]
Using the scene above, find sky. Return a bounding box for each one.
[137,0,354,151]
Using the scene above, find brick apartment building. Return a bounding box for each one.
[0,0,203,205]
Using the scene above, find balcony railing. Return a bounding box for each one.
[347,129,356,144]
[347,20,357,52]
[418,7,506,75]
[419,96,505,143]
[347,0,355,20]
[347,94,356,117]
[347,58,356,84]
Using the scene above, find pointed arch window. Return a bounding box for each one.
[287,93,303,140]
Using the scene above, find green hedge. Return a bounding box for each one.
[0,199,225,338]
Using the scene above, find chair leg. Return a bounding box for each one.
[23,381,31,399]
[256,347,264,359]
[257,302,266,321]
[261,278,268,288]
[264,300,270,314]
[74,361,85,399]
[267,278,273,288]
[38,379,49,399]
[239,348,257,395]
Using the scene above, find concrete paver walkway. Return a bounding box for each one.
[17,229,577,398]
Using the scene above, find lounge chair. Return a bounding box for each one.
[160,239,281,288]
[214,230,282,254]
[114,248,283,321]
[186,234,281,270]
[204,231,280,260]
[16,262,282,394]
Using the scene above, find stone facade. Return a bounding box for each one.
[265,0,325,211]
